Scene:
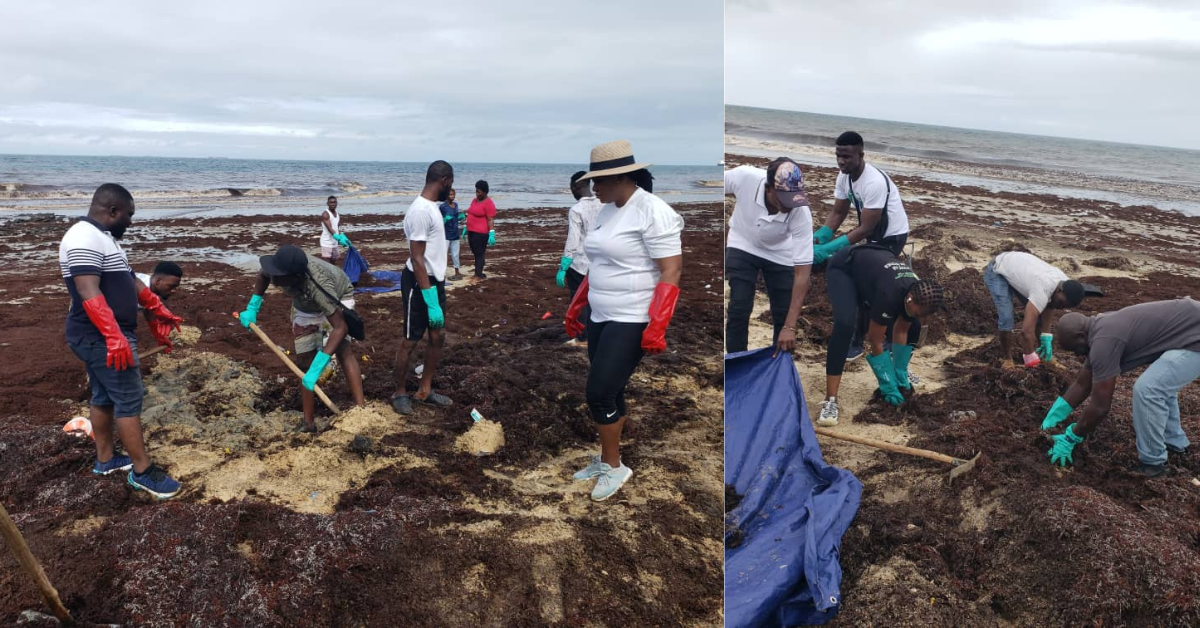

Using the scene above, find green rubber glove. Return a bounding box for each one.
[814,226,834,245]
[1047,423,1084,467]
[302,351,331,391]
[442,214,451,223]
[892,344,915,390]
[334,233,350,247]
[1036,333,1054,361]
[239,294,263,328]
[813,235,851,265]
[487,229,496,246]
[461,226,467,239]
[556,257,573,288]
[1040,396,1074,430]
[422,286,444,329]
[866,351,905,406]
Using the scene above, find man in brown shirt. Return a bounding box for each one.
[1039,298,1200,477]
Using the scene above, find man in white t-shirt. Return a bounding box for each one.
[814,131,912,360]
[391,160,454,416]
[724,158,814,356]
[320,196,350,266]
[134,262,183,303]
[984,250,1086,368]
[558,170,603,345]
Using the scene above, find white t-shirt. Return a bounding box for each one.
[403,196,448,282]
[724,165,813,266]
[320,209,341,248]
[134,272,151,311]
[564,195,603,274]
[993,252,1069,313]
[834,163,909,240]
[584,187,684,323]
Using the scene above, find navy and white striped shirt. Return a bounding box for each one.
[59,217,138,343]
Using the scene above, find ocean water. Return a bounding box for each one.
[726,105,1200,216]
[0,155,723,217]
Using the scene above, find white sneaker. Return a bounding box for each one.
[817,399,839,427]
[591,463,633,501]
[572,455,605,481]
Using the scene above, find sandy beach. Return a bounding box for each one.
[725,146,1200,626]
[0,202,724,625]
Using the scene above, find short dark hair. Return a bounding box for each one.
[153,261,183,278]
[327,195,337,201]
[476,180,489,194]
[836,131,864,147]
[570,171,588,185]
[91,183,133,210]
[908,280,945,312]
[426,160,453,184]
[1060,280,1085,307]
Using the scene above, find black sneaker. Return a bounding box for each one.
[1167,444,1190,455]
[1130,462,1169,478]
[391,395,414,416]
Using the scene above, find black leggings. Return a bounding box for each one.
[566,267,589,341]
[467,231,488,276]
[826,260,920,377]
[852,234,909,347]
[585,320,647,425]
[724,247,794,353]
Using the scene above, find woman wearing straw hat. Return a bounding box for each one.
[563,140,684,501]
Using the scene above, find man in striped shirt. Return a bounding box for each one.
[60,183,182,499]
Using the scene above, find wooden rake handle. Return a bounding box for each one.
[0,501,73,624]
[233,314,340,414]
[814,426,961,465]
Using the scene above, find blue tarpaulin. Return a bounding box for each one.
[342,245,370,284]
[354,270,404,294]
[725,348,863,627]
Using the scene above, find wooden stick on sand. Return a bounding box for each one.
[232,314,340,414]
[0,500,73,624]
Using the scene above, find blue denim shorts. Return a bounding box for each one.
[983,261,1016,332]
[68,336,144,417]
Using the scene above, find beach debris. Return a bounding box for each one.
[950,410,977,421]
[541,311,553,320]
[349,435,373,456]
[62,417,93,439]
[415,364,424,376]
[469,408,484,423]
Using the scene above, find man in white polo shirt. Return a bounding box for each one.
[724,157,814,356]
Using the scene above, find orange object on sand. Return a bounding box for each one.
[541,311,553,320]
[63,417,94,440]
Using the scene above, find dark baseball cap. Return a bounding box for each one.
[766,157,810,209]
[260,244,309,276]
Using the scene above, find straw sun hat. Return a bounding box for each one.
[577,140,652,180]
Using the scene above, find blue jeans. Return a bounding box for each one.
[68,335,144,417]
[448,238,461,271]
[1132,349,1200,465]
[983,261,1015,332]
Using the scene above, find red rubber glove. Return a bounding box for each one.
[564,275,590,338]
[642,283,680,354]
[138,287,182,351]
[81,295,133,371]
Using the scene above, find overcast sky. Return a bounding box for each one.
[0,1,722,164]
[725,0,1200,150]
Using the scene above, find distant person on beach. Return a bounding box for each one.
[1042,299,1200,478]
[816,245,943,427]
[983,251,1085,368]
[390,160,455,415]
[723,158,814,356]
[558,170,603,346]
[440,188,463,281]
[320,195,350,267]
[565,140,683,501]
[60,183,183,499]
[239,244,366,432]
[465,180,497,278]
[814,131,912,361]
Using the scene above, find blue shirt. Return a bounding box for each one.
[440,201,461,240]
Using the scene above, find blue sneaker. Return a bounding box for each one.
[127,465,181,499]
[845,343,864,362]
[93,454,133,475]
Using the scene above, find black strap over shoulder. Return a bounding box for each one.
[848,165,891,243]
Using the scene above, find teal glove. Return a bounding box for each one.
[892,344,915,390]
[461,226,468,239]
[302,351,332,391]
[813,235,851,265]
[239,294,263,328]
[422,286,444,329]
[814,226,834,245]
[1040,396,1074,430]
[1047,423,1084,467]
[556,257,573,288]
[487,229,496,246]
[334,233,350,247]
[442,214,451,223]
[866,351,905,406]
[1036,333,1054,361]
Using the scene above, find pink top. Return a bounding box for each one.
[466,197,497,234]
